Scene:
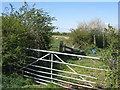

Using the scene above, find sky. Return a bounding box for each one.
[2,2,118,32]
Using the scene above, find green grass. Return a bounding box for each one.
[2,73,64,89]
[22,83,64,90]
[2,35,69,89]
[56,58,108,88]
[50,36,70,51]
[2,73,34,88]
[2,35,116,89]
[49,35,111,89]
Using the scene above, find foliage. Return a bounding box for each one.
[103,25,119,88]
[50,36,69,51]
[52,20,119,88]
[2,2,120,89]
[52,31,70,36]
[104,24,119,50]
[2,73,63,89]
[2,73,34,88]
[94,47,119,88]
[69,28,91,49]
[2,2,56,74]
[69,19,118,50]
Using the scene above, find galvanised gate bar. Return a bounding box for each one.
[20,48,108,90]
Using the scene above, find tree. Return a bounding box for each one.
[2,2,56,74]
[69,28,91,49]
[103,24,119,88]
[88,19,105,47]
[104,24,118,49]
[69,19,106,49]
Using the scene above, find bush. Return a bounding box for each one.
[2,73,64,89]
[2,2,56,74]
[2,73,34,88]
[69,20,118,49]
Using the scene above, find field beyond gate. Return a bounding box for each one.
[20,48,108,90]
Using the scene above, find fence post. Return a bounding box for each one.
[59,40,63,52]
[51,54,53,82]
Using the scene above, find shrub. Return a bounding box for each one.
[2,73,34,88]
[2,2,56,74]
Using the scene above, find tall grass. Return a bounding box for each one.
[2,73,34,88]
[2,73,63,89]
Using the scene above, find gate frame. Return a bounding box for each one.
[21,48,108,89]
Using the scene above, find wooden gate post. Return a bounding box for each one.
[59,40,63,52]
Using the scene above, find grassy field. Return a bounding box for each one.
[49,35,110,89]
[2,35,111,89]
[56,59,108,88]
[50,35,70,51]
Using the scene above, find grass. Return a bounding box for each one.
[22,83,64,90]
[2,35,116,89]
[49,36,70,51]
[49,35,111,89]
[56,58,108,88]
[2,73,34,88]
[2,73,64,89]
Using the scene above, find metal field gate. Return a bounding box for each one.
[20,48,108,90]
